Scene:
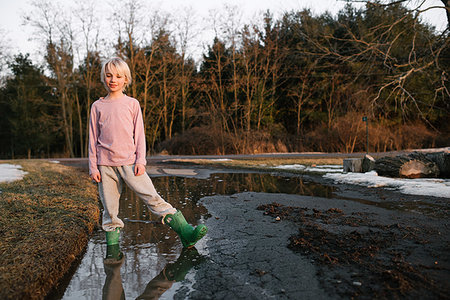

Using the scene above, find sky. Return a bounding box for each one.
[0,0,447,65]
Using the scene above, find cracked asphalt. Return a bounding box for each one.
[174,192,330,300]
[171,188,449,299]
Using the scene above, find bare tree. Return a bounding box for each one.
[287,60,319,135]
[297,0,449,135]
[239,20,282,133]
[205,9,232,133]
[0,28,11,79]
[254,13,284,131]
[219,5,243,134]
[346,0,449,29]
[25,0,76,157]
[112,0,144,98]
[343,1,449,114]
[441,0,450,28]
[174,6,198,134]
[74,0,101,157]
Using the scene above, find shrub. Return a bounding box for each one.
[156,126,289,155]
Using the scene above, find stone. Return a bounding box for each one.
[343,158,363,173]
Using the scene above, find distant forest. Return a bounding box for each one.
[0,0,448,158]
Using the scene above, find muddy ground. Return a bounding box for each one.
[180,181,449,299]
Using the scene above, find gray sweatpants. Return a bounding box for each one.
[98,165,176,231]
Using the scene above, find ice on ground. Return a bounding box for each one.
[324,171,450,198]
[306,165,343,173]
[0,164,28,183]
[273,164,306,170]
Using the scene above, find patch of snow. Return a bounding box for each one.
[50,160,60,163]
[211,159,232,161]
[0,164,28,183]
[411,147,449,153]
[273,164,306,171]
[273,164,343,173]
[274,163,449,198]
[324,171,450,198]
[306,165,343,173]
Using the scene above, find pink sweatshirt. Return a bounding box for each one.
[88,95,146,175]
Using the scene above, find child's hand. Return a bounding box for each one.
[91,172,101,183]
[135,164,146,176]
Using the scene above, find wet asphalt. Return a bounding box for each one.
[55,156,449,299]
[184,192,331,300]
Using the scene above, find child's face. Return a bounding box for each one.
[104,67,127,93]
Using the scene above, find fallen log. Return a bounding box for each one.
[362,155,376,173]
[374,152,440,178]
[424,151,450,178]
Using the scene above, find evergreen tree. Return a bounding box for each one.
[0,54,57,158]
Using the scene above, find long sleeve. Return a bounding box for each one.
[90,96,147,168]
[88,104,99,176]
[133,103,147,166]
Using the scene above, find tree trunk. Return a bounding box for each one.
[374,152,439,178]
[75,92,84,157]
[424,151,450,178]
[441,0,450,29]
[362,155,376,173]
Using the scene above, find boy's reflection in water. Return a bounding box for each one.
[102,246,204,300]
[102,244,125,300]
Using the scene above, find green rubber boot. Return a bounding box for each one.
[164,211,207,248]
[164,247,205,282]
[106,227,121,246]
[104,244,124,264]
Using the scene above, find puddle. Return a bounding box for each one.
[50,170,334,299]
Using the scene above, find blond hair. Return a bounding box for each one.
[100,57,132,91]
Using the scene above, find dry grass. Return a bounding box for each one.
[0,160,99,300]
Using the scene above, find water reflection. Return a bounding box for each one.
[102,246,204,300]
[59,171,333,299]
[103,245,125,300]
[125,173,334,221]
[135,247,205,300]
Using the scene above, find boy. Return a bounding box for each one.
[89,57,207,251]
